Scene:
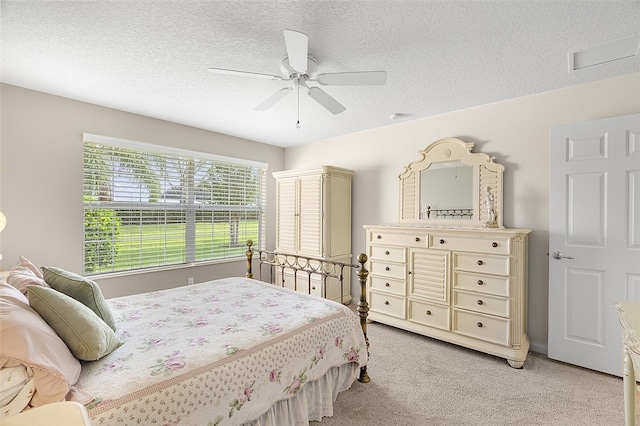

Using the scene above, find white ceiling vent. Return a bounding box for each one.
[569,33,640,72]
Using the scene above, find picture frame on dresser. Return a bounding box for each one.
[364,137,531,368]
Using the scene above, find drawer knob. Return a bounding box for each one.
[477,322,483,328]
[385,282,390,287]
[385,250,390,255]
[477,260,484,266]
[439,239,445,244]
[385,266,390,271]
[384,301,390,305]
[415,237,420,242]
[477,280,484,285]
[492,242,498,248]
[312,286,316,290]
[477,300,484,305]
[377,234,382,239]
[426,310,432,316]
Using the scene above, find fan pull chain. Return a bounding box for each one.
[296,77,301,129]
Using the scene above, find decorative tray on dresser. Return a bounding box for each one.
[364,138,531,368]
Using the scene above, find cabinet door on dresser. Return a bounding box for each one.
[407,249,451,331]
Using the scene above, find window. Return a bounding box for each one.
[82,134,266,275]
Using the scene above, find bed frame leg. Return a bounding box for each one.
[245,240,254,279]
[356,253,370,383]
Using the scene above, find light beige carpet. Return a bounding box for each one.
[313,322,629,426]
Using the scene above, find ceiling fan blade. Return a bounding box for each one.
[283,30,308,74]
[316,71,387,86]
[255,87,290,111]
[208,67,284,80]
[308,87,346,114]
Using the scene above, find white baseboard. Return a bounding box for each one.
[530,341,548,355]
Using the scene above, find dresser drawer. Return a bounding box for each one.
[453,291,510,318]
[409,300,450,331]
[429,234,511,255]
[370,292,406,319]
[370,245,406,262]
[370,275,406,296]
[454,271,510,297]
[453,309,510,346]
[370,260,406,280]
[371,232,427,248]
[453,252,510,276]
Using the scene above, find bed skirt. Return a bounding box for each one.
[247,362,359,425]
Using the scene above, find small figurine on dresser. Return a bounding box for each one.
[482,186,498,228]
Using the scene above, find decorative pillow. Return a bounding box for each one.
[0,282,81,408]
[27,286,122,361]
[41,267,116,331]
[6,256,50,295]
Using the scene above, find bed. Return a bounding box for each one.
[0,243,370,425]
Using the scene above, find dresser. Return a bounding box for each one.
[365,225,530,367]
[272,166,353,303]
[366,137,532,367]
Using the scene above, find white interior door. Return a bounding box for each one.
[548,113,640,376]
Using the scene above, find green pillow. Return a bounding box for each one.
[27,285,122,361]
[41,267,116,331]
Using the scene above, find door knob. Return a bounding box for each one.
[552,251,574,260]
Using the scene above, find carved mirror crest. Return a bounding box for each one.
[399,138,504,228]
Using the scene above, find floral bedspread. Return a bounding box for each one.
[78,277,367,425]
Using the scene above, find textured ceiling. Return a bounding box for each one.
[1,1,639,148]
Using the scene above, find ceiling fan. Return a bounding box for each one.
[208,30,387,125]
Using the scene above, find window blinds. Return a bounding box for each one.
[82,134,266,275]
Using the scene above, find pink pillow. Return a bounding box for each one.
[6,256,50,295]
[0,282,81,408]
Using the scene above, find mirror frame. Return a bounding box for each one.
[399,138,504,228]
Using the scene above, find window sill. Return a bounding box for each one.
[86,256,244,280]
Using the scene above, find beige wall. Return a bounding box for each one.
[284,72,640,353]
[0,84,284,298]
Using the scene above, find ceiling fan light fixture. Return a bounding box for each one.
[280,55,318,78]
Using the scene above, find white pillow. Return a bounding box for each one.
[0,282,81,407]
[6,256,50,295]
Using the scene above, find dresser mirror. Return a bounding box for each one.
[399,137,504,228]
